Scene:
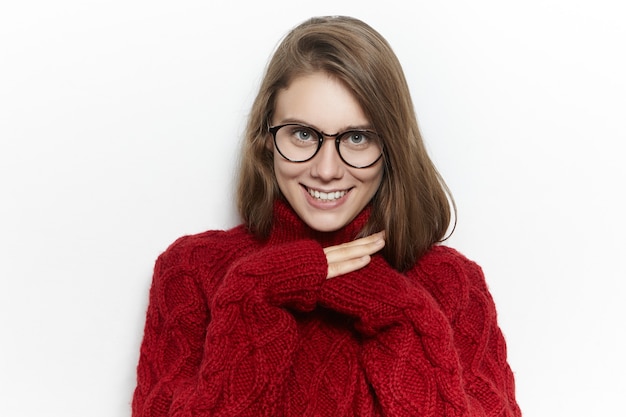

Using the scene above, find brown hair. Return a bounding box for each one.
[236,16,455,271]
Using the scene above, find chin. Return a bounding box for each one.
[309,224,343,233]
[303,213,352,233]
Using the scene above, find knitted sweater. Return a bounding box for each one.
[132,201,521,417]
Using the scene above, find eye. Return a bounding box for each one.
[348,133,365,144]
[343,131,371,146]
[290,126,317,142]
[295,129,312,141]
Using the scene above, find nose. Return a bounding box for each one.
[310,138,344,181]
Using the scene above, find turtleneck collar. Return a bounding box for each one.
[268,199,371,247]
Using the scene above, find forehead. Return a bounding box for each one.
[273,72,370,131]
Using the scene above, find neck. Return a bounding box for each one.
[268,199,370,247]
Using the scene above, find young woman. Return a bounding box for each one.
[132,16,521,417]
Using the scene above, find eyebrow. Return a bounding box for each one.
[275,118,375,132]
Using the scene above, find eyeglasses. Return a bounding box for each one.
[268,123,383,168]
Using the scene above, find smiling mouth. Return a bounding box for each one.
[306,186,350,201]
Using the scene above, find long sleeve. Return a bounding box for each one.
[416,248,521,417]
[132,236,212,417]
[163,239,328,417]
[133,232,329,417]
[318,246,521,417]
[132,204,521,416]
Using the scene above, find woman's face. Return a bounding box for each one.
[271,72,384,232]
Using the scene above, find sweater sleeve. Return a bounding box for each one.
[175,239,327,416]
[132,236,211,417]
[134,238,328,417]
[318,248,521,417]
[424,249,522,417]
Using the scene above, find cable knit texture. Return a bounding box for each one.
[132,201,521,416]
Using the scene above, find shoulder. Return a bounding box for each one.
[153,225,261,287]
[407,245,490,320]
[158,225,255,264]
[416,245,485,284]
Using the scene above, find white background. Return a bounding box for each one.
[1,1,624,416]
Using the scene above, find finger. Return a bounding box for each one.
[324,237,384,264]
[323,231,385,255]
[327,255,371,279]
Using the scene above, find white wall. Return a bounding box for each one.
[1,1,624,416]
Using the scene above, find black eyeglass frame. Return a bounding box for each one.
[268,123,383,169]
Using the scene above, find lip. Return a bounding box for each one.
[301,184,352,209]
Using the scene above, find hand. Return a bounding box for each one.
[323,231,385,279]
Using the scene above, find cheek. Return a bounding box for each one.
[273,152,304,189]
[354,166,384,191]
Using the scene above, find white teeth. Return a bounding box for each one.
[308,188,347,201]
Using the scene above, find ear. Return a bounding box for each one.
[265,134,274,151]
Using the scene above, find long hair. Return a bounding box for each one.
[236,16,455,271]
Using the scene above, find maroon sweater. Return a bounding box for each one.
[132,201,521,416]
